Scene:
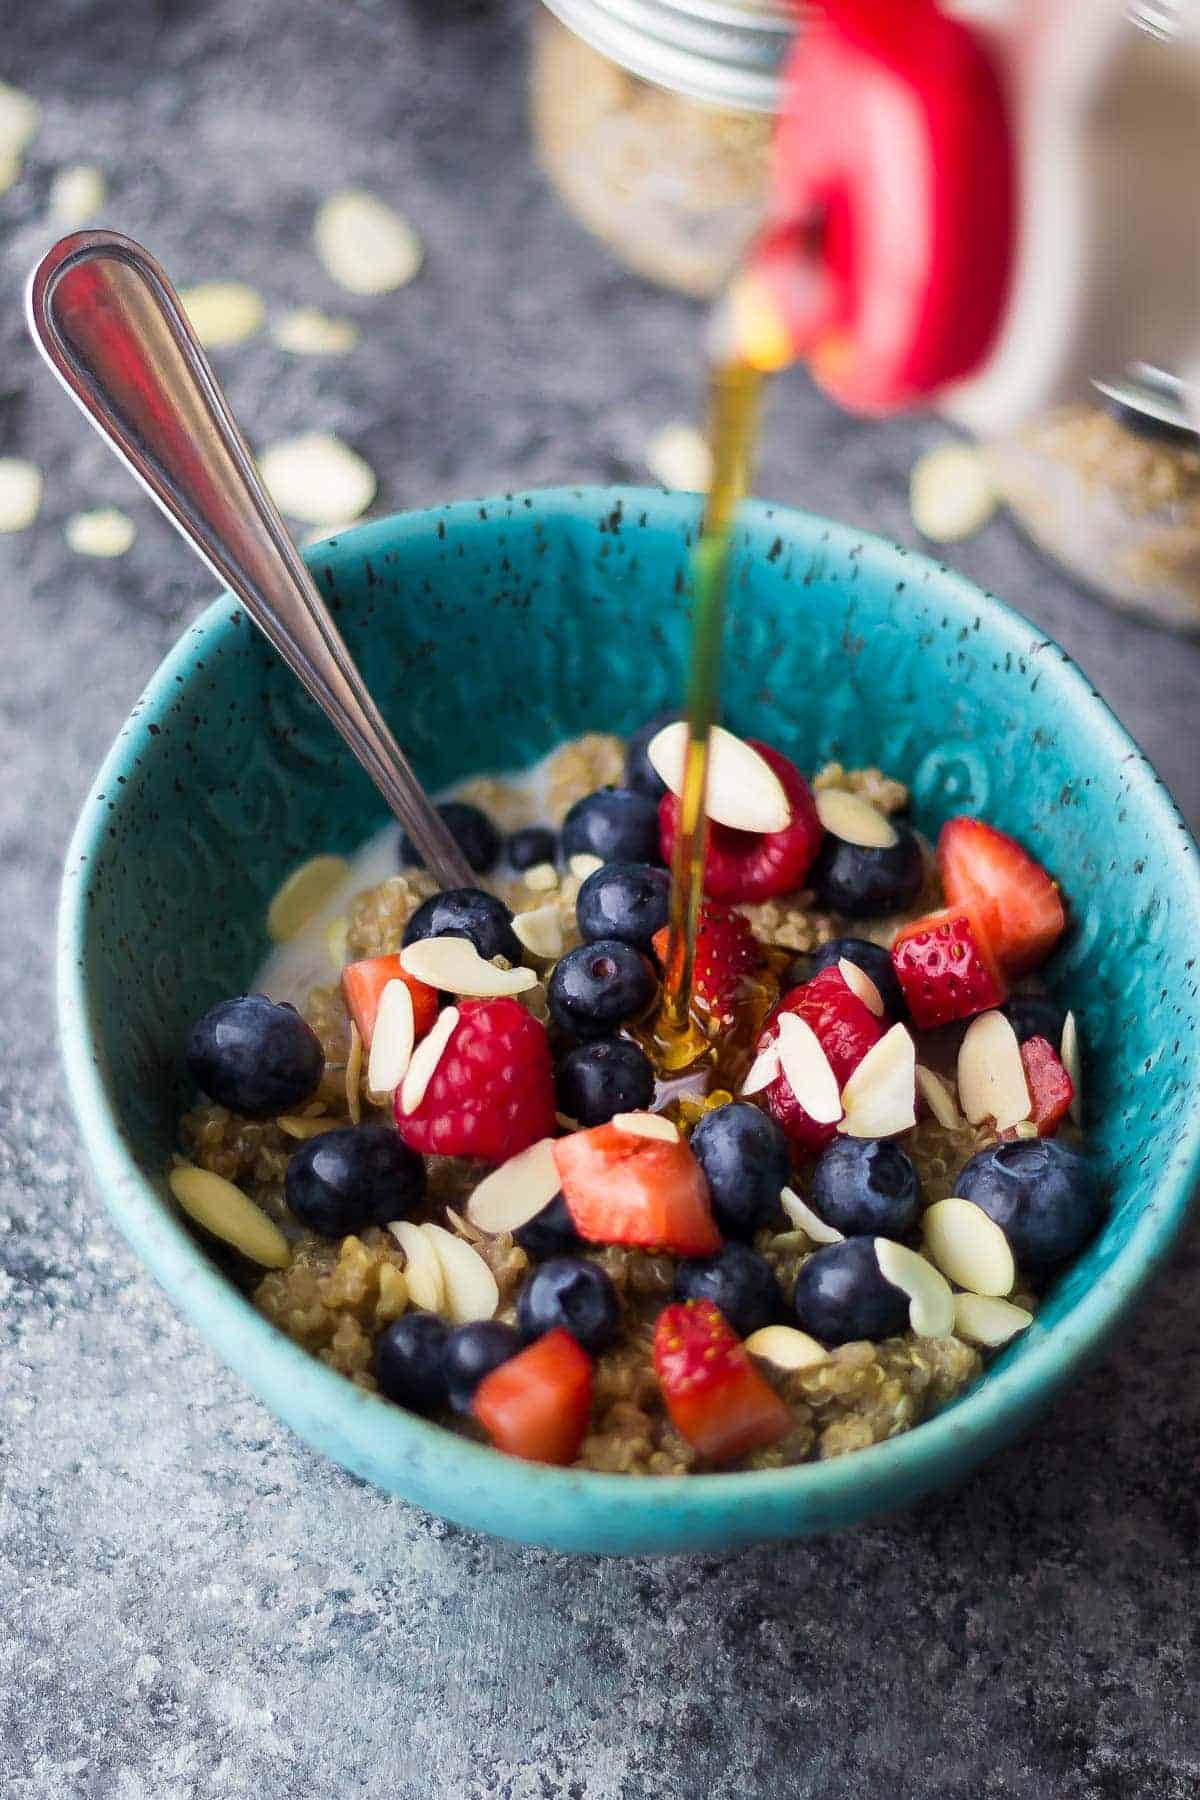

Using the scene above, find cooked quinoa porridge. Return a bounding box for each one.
[174,721,1100,1474]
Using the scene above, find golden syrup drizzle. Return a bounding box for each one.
[647,357,766,1074]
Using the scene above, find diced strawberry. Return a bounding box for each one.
[938,816,1066,977]
[653,1301,790,1464]
[891,905,1007,1029]
[658,741,823,903]
[757,964,883,1151]
[1001,1034,1073,1138]
[651,902,763,1027]
[471,1328,592,1466]
[394,997,556,1163]
[341,955,439,1048]
[553,1123,721,1255]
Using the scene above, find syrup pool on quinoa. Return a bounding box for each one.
[174,721,1101,1475]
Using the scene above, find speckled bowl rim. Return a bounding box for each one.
[58,488,1200,1553]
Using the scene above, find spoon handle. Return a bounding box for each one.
[26,230,474,890]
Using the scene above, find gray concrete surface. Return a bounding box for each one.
[2,3,1199,1795]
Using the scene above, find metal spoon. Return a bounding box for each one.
[26,229,474,889]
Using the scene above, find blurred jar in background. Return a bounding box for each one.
[531,1,799,297]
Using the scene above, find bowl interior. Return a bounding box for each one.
[61,487,1200,1553]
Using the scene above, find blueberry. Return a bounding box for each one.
[517,1256,620,1353]
[812,822,924,919]
[810,1137,921,1239]
[547,939,658,1039]
[576,861,670,951]
[284,1123,426,1238]
[690,1102,790,1241]
[443,1320,521,1413]
[186,993,324,1120]
[625,710,679,799]
[791,1237,908,1346]
[956,1139,1103,1273]
[507,825,558,872]
[1002,994,1068,1047]
[514,1192,581,1258]
[403,886,522,964]
[400,801,500,875]
[562,786,662,865]
[800,936,907,1019]
[556,1038,654,1125]
[674,1243,782,1339]
[374,1312,450,1414]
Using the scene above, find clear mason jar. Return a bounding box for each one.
[531,0,798,297]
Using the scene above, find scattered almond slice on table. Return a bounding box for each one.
[909,441,998,543]
[0,459,42,533]
[65,508,135,558]
[421,1223,499,1324]
[399,935,536,998]
[923,1197,1015,1298]
[266,854,350,943]
[169,1163,291,1269]
[647,722,792,834]
[837,1024,917,1138]
[466,1136,560,1235]
[780,1184,844,1245]
[366,979,416,1097]
[258,432,376,526]
[958,1010,1030,1130]
[815,788,898,849]
[389,1220,445,1314]
[47,163,106,225]
[398,1006,459,1114]
[181,281,265,349]
[271,307,360,356]
[875,1241,954,1337]
[775,1013,843,1125]
[0,82,38,193]
[953,1292,1033,1348]
[314,190,424,295]
[645,422,712,493]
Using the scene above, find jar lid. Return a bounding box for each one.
[539,0,803,113]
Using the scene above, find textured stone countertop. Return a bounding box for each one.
[2,3,1199,1796]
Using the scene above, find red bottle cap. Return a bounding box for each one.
[742,0,1015,413]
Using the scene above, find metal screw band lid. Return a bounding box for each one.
[539,0,804,112]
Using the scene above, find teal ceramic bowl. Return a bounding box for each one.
[60,487,1200,1555]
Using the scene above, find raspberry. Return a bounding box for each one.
[658,741,823,903]
[758,965,883,1152]
[394,998,556,1164]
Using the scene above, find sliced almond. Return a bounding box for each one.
[512,903,564,961]
[875,1240,954,1338]
[389,1220,445,1314]
[345,1020,363,1125]
[740,1038,781,1097]
[958,1011,1030,1130]
[326,914,350,969]
[838,957,885,1016]
[398,1006,459,1115]
[65,508,136,558]
[568,853,604,881]
[923,1197,1015,1298]
[181,280,265,349]
[314,190,424,295]
[910,441,997,544]
[48,163,106,226]
[744,1325,827,1370]
[815,788,899,850]
[0,458,42,533]
[611,1111,678,1142]
[266,853,350,943]
[466,1137,561,1235]
[258,432,376,526]
[169,1163,291,1269]
[523,862,559,893]
[1061,1010,1083,1126]
[780,1184,844,1245]
[647,722,792,835]
[0,83,39,163]
[645,421,712,493]
[421,1223,499,1324]
[366,979,416,1097]
[953,1292,1033,1348]
[916,1065,965,1130]
[399,935,536,997]
[775,1013,842,1125]
[271,307,360,356]
[838,1024,917,1138]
